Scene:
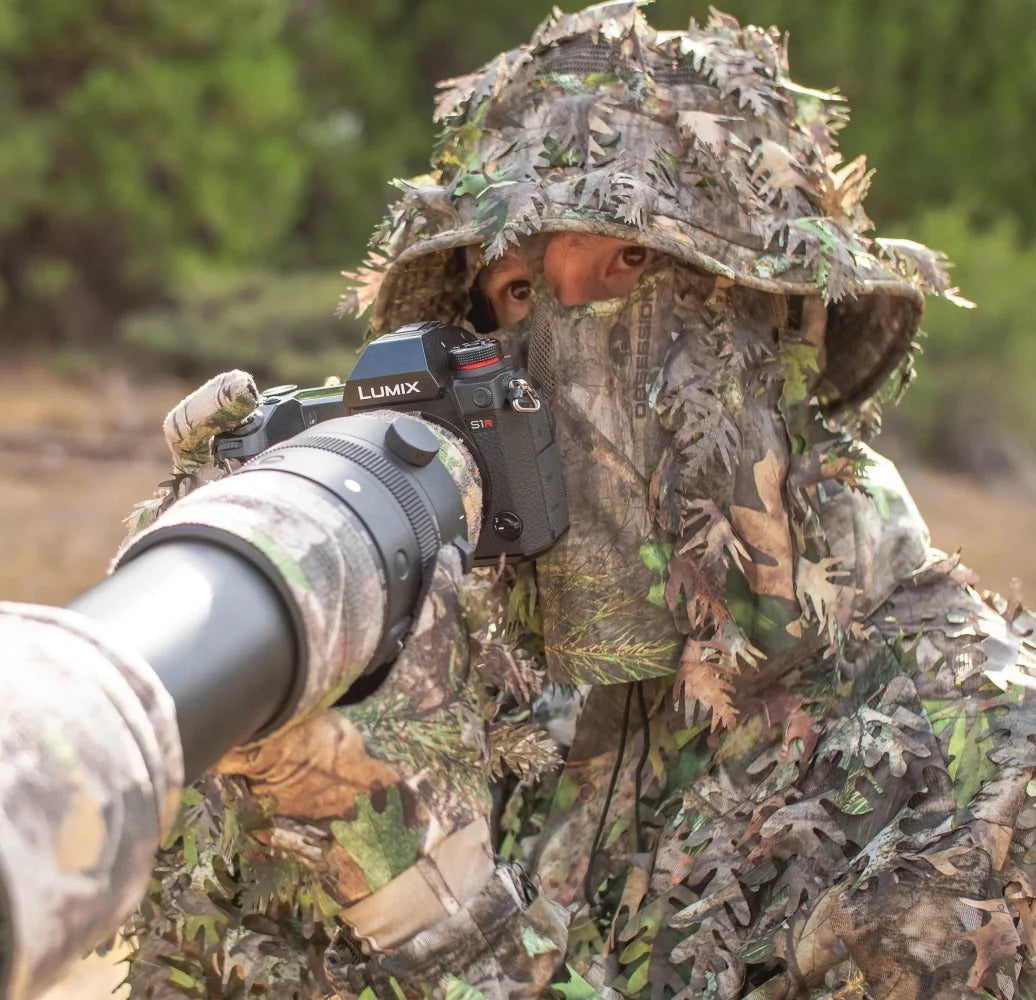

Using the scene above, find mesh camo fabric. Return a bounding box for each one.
[122,4,1036,999]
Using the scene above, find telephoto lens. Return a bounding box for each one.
[76,412,481,780]
[0,411,481,1000]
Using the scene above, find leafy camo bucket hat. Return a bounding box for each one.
[344,1,970,412]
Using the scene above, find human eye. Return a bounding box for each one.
[476,256,532,326]
[619,245,648,269]
[598,243,651,298]
[506,279,532,302]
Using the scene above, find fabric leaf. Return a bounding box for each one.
[956,898,1021,991]
[794,555,854,646]
[677,110,742,157]
[674,639,738,732]
[329,787,419,892]
[925,698,1002,808]
[729,450,797,603]
[488,722,561,779]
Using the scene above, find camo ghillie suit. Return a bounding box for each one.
[124,5,1036,1000]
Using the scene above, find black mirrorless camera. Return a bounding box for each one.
[215,321,568,565]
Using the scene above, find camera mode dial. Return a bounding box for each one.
[448,339,502,370]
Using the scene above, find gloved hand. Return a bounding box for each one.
[119,372,566,1000]
[214,543,566,999]
[216,544,494,941]
[121,369,259,539]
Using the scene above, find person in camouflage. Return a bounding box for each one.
[123,4,1036,999]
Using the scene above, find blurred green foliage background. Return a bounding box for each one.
[1,0,1033,470]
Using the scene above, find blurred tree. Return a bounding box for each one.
[0,0,306,345]
[0,0,543,345]
[282,0,541,267]
[119,269,365,385]
[886,205,1036,475]
[2,0,1034,467]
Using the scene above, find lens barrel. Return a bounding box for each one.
[72,414,470,781]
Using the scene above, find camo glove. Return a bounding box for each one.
[118,372,566,997]
[121,369,259,539]
[209,543,566,999]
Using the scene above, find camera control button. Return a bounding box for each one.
[493,511,523,540]
[449,339,502,370]
[472,387,493,408]
[385,417,440,467]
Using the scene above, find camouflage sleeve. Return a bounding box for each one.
[121,543,566,1000]
[113,401,508,999]
[324,863,568,1000]
[0,603,182,1000]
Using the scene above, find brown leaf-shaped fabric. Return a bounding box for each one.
[730,450,797,603]
[214,714,400,821]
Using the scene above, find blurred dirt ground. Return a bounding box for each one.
[3,360,1033,1000]
[0,362,187,605]
[38,949,129,1000]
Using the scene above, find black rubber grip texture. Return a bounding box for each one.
[278,433,441,566]
[449,338,502,367]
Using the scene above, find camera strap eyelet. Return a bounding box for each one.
[507,377,541,413]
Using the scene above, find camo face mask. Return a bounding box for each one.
[486,249,695,684]
[491,247,858,690]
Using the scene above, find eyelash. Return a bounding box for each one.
[505,279,532,301]
[486,244,648,303]
[616,245,647,270]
